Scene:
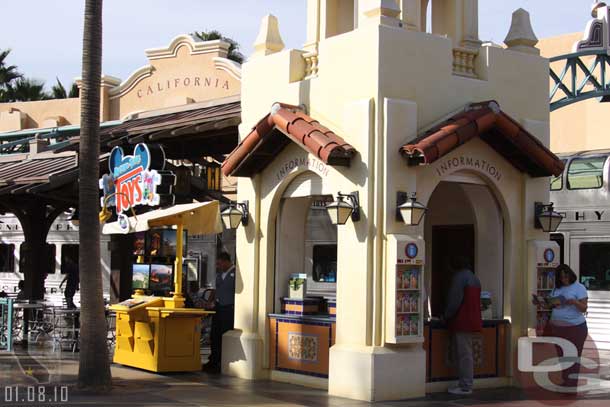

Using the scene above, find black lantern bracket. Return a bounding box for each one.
[338,191,360,222]
[236,200,249,226]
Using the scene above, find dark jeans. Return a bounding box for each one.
[64,286,77,309]
[209,304,234,367]
[549,321,588,387]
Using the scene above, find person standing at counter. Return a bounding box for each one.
[203,252,235,373]
[60,257,79,309]
[539,264,588,388]
[444,256,482,396]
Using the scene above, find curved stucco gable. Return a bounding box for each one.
[145,34,230,60]
[104,34,241,119]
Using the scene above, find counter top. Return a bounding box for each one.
[425,319,509,329]
[268,313,336,323]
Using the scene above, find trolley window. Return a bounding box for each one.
[550,160,567,191]
[579,242,610,290]
[567,157,606,190]
[0,244,15,273]
[20,243,56,274]
[60,244,79,274]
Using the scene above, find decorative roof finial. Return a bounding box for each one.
[504,8,539,55]
[252,14,285,58]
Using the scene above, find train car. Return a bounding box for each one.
[550,149,610,350]
[0,213,111,305]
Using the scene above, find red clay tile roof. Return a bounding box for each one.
[221,103,357,177]
[400,101,565,177]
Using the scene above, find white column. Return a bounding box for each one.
[304,0,321,51]
[461,0,481,48]
[400,0,423,31]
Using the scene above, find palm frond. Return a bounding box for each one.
[190,31,243,63]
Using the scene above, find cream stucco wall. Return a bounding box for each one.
[225,5,552,401]
[0,98,81,132]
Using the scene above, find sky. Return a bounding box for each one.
[0,0,594,91]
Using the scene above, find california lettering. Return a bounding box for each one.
[136,76,230,98]
[435,156,502,182]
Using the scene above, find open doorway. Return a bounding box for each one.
[431,225,474,317]
[425,178,504,319]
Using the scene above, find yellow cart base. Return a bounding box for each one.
[111,295,213,372]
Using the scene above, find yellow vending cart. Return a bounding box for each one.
[103,201,221,372]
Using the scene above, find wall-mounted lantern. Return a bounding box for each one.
[221,201,249,230]
[68,208,79,226]
[535,202,563,233]
[326,192,360,225]
[396,192,427,226]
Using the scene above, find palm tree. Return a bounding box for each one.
[0,49,22,101]
[77,0,111,392]
[191,30,244,63]
[0,49,21,84]
[51,78,80,99]
[2,78,49,102]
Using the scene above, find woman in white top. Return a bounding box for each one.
[544,264,588,388]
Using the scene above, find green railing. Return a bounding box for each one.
[550,50,610,111]
[0,298,14,351]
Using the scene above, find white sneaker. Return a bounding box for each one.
[448,386,473,395]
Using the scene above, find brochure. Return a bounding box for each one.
[532,293,566,307]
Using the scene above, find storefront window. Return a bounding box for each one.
[305,200,338,287]
[61,244,79,274]
[312,244,337,282]
[579,242,610,290]
[0,244,15,272]
[567,156,606,189]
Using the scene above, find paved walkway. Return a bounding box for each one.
[1,346,610,407]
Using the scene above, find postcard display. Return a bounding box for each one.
[386,235,425,344]
[527,240,560,336]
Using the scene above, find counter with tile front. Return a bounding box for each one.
[423,319,510,382]
[268,313,336,378]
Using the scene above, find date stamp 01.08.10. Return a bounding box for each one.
[3,386,69,405]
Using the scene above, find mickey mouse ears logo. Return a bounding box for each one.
[109,143,166,177]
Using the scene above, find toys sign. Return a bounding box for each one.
[99,143,175,214]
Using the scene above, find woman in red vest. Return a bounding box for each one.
[444,255,482,395]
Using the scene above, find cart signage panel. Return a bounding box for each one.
[99,143,175,214]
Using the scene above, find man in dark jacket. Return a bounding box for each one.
[444,255,482,395]
[203,251,235,373]
[60,257,79,309]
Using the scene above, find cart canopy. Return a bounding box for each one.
[102,200,222,236]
